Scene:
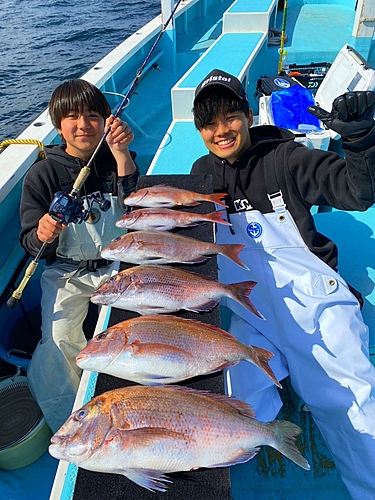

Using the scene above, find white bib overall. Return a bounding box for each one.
[215,193,375,500]
[27,194,122,433]
[56,193,123,261]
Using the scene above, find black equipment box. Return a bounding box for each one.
[288,62,331,96]
[255,74,298,99]
[255,63,331,100]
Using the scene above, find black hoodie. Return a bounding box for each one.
[191,125,375,268]
[20,143,139,261]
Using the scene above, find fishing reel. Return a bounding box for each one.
[49,191,112,224]
[49,191,89,224]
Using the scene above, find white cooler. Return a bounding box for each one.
[314,44,375,140]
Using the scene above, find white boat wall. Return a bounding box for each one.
[0,0,375,499]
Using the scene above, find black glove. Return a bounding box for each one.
[308,91,375,139]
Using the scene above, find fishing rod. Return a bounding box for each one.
[70,0,184,195]
[277,0,288,74]
[7,0,183,309]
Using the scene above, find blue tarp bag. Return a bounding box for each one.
[270,83,321,130]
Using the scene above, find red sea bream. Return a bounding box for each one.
[76,314,280,386]
[90,265,261,317]
[124,184,227,208]
[49,385,310,492]
[101,230,248,268]
[115,207,231,231]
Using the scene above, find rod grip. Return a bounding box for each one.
[72,166,91,194]
[7,260,39,308]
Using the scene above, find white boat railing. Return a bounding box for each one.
[352,0,375,57]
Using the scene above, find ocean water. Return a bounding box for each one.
[0,0,160,141]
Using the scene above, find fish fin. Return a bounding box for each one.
[161,386,256,419]
[157,202,179,207]
[114,427,195,488]
[110,426,194,447]
[219,244,248,269]
[204,211,231,226]
[181,222,199,228]
[204,361,239,373]
[132,343,193,377]
[186,300,218,313]
[140,256,168,263]
[205,448,260,468]
[206,192,228,207]
[196,362,240,377]
[136,242,171,260]
[182,269,218,281]
[182,201,201,207]
[245,345,282,388]
[228,280,263,319]
[177,318,238,341]
[121,468,172,492]
[267,420,310,471]
[181,256,209,264]
[151,224,179,230]
[137,305,180,314]
[133,373,177,385]
[133,342,192,359]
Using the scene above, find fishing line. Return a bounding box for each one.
[7,0,183,308]
[72,0,184,193]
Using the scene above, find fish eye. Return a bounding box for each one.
[76,409,88,420]
[112,236,122,242]
[96,332,108,340]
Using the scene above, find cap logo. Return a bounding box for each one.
[200,75,232,89]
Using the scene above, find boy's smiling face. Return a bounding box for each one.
[58,105,105,160]
[198,109,253,164]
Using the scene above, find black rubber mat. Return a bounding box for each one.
[73,174,232,500]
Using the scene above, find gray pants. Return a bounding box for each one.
[27,260,115,433]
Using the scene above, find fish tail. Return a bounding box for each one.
[206,192,228,207]
[219,244,248,269]
[245,346,282,388]
[228,281,263,319]
[267,420,310,471]
[204,211,231,226]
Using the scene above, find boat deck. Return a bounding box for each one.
[286,1,355,63]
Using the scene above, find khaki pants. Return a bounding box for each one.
[27,260,115,433]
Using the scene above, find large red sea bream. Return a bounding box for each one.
[76,314,280,387]
[49,386,310,492]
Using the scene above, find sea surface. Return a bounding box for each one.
[0,0,160,141]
